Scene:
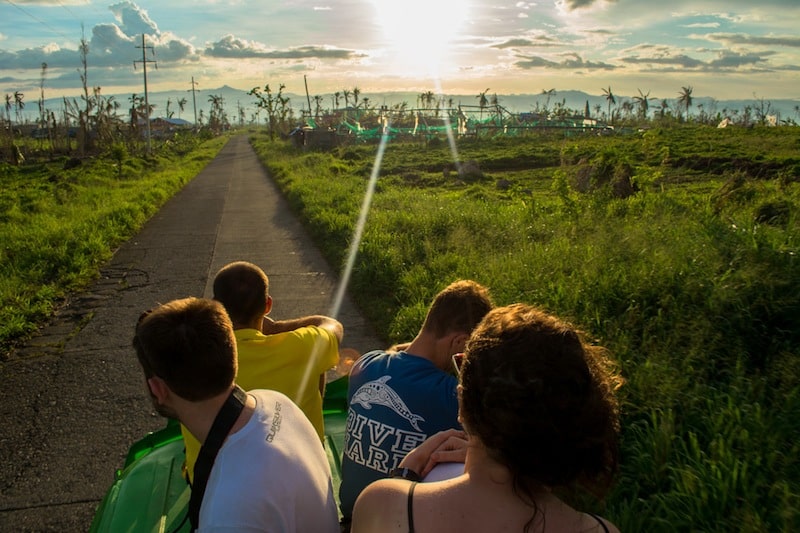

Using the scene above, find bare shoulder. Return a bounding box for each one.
[351,479,412,533]
[586,513,620,533]
[603,518,621,533]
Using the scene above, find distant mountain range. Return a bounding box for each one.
[36,84,800,124]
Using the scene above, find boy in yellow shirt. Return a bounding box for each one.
[182,261,342,482]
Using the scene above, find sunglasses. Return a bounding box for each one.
[452,352,465,376]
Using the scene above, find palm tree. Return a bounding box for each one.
[352,87,360,109]
[476,88,490,120]
[343,89,351,109]
[334,91,341,110]
[658,99,670,119]
[490,93,501,119]
[633,89,651,120]
[621,100,634,122]
[208,94,223,111]
[678,86,693,120]
[208,94,225,129]
[601,86,615,123]
[104,95,119,116]
[166,97,173,118]
[13,91,25,124]
[5,93,12,125]
[541,88,556,112]
[178,97,187,118]
[313,95,324,118]
[129,93,141,126]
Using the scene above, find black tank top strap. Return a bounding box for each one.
[587,512,610,533]
[407,481,419,533]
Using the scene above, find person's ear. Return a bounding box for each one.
[450,332,470,354]
[147,375,170,403]
[264,295,273,316]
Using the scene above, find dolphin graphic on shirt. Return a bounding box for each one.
[351,375,425,432]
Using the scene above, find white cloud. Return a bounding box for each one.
[109,1,160,38]
[701,32,800,48]
[204,35,359,60]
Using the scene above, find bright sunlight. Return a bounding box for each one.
[370,0,470,76]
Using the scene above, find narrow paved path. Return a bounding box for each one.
[0,135,382,532]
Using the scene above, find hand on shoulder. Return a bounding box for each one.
[399,428,467,478]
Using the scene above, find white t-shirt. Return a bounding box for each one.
[422,461,465,482]
[197,389,339,533]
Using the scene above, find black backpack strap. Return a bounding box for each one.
[188,385,248,531]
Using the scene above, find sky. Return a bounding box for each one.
[2,0,800,108]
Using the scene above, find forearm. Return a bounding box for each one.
[261,314,344,340]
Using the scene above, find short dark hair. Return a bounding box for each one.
[460,303,622,496]
[212,261,270,326]
[420,280,493,337]
[132,297,237,401]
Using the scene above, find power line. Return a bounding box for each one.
[4,0,145,69]
[51,2,136,60]
[56,0,80,22]
[4,0,75,42]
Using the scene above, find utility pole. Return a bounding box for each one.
[134,33,157,154]
[304,74,312,118]
[189,77,199,129]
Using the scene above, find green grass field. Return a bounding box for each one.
[2,125,798,531]
[251,126,800,532]
[0,133,228,353]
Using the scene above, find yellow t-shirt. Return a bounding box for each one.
[181,325,339,481]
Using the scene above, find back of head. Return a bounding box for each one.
[421,280,493,337]
[459,303,621,494]
[132,297,237,402]
[213,261,269,327]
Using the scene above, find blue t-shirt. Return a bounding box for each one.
[338,350,460,518]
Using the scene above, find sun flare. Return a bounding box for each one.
[370,0,470,76]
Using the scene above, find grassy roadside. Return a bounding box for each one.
[251,127,800,532]
[0,134,229,356]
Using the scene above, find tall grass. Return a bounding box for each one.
[251,128,800,531]
[0,134,228,352]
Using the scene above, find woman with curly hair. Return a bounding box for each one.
[351,303,623,533]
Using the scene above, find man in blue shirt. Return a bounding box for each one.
[339,280,493,525]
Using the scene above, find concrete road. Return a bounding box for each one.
[0,135,383,532]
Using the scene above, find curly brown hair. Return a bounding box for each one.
[459,303,622,502]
